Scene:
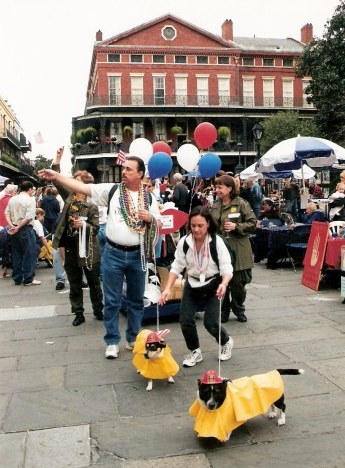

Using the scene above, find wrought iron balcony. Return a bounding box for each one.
[0,129,22,149]
[86,94,314,110]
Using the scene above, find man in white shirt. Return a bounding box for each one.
[5,181,41,286]
[39,152,160,359]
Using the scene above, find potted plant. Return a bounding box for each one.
[218,126,230,141]
[171,125,183,135]
[123,126,133,137]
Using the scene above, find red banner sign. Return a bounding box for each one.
[302,221,329,291]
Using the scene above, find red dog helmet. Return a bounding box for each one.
[200,370,223,384]
[145,332,164,344]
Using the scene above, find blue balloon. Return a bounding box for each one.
[148,152,173,179]
[198,153,222,178]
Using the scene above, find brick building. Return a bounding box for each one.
[72,14,315,181]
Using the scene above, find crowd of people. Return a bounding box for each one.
[0,150,342,369]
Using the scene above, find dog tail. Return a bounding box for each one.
[277,368,305,375]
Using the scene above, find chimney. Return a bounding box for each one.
[222,19,233,42]
[96,30,103,42]
[301,23,313,44]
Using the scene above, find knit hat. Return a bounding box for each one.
[199,370,223,384]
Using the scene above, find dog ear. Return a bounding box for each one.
[197,379,201,387]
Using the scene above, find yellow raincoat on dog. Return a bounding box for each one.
[132,329,179,379]
[189,370,284,442]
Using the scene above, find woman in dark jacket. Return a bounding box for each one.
[52,154,103,326]
[211,175,256,323]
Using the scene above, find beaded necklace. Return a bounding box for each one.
[118,182,158,271]
[192,234,210,283]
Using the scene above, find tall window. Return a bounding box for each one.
[263,78,275,107]
[197,76,209,106]
[282,79,294,107]
[175,76,188,105]
[154,76,165,105]
[218,76,230,106]
[108,76,121,105]
[130,75,144,105]
[242,77,255,106]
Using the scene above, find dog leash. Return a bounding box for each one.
[218,297,222,376]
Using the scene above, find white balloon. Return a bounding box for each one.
[177,144,200,172]
[129,138,153,164]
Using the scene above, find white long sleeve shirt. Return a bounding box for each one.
[170,233,233,289]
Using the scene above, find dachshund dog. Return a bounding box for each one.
[189,368,304,442]
[132,329,179,391]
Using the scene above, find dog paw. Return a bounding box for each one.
[268,411,277,419]
[277,414,286,426]
[168,377,174,384]
[146,382,153,391]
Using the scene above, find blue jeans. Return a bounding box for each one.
[102,242,146,345]
[53,248,66,283]
[11,226,37,284]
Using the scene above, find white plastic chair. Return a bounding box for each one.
[328,221,345,237]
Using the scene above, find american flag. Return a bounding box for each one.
[116,149,126,166]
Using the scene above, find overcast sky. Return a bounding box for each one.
[0,0,340,173]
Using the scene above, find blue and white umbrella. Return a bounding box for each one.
[256,136,345,173]
[240,162,315,180]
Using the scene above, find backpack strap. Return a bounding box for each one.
[183,234,219,269]
[107,184,119,215]
[107,184,152,215]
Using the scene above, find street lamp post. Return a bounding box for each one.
[234,141,244,175]
[252,122,264,162]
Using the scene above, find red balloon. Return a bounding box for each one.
[152,141,172,156]
[194,122,217,149]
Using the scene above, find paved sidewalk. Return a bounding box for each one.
[1,261,345,467]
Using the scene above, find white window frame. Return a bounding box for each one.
[153,74,166,105]
[108,74,121,105]
[262,77,275,107]
[130,74,144,106]
[217,75,231,106]
[282,78,294,107]
[196,75,209,106]
[175,74,188,105]
[242,76,255,107]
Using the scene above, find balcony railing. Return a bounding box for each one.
[72,141,256,157]
[0,129,22,149]
[86,94,314,109]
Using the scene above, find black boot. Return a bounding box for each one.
[73,312,85,326]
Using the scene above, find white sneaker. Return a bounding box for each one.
[219,337,233,361]
[105,344,119,359]
[183,348,203,367]
[125,342,135,350]
[24,280,41,286]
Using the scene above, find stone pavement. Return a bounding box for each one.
[1,260,345,467]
